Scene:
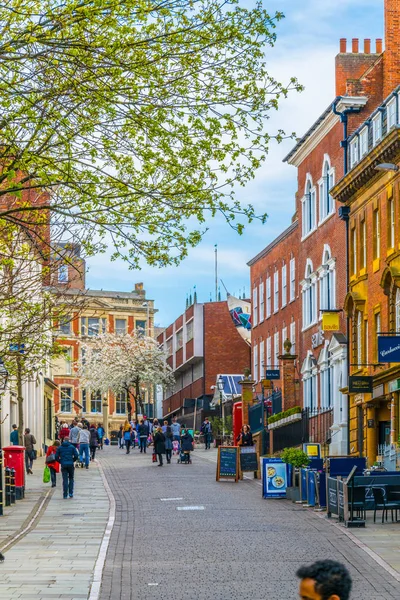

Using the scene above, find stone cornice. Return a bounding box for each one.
[331,127,400,204]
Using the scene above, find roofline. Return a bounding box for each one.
[247,220,298,266]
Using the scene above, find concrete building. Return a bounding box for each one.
[157,299,251,427]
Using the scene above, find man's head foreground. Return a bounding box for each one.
[297,560,352,600]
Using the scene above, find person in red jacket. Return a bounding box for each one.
[59,423,70,441]
[46,440,61,487]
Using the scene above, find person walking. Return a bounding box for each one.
[171,416,181,451]
[181,428,194,464]
[46,440,61,487]
[117,425,124,449]
[24,428,36,474]
[123,420,132,454]
[153,426,166,466]
[69,422,81,448]
[138,419,149,453]
[164,425,173,464]
[55,439,79,499]
[97,423,105,450]
[59,423,70,441]
[78,425,91,469]
[236,424,253,447]
[10,424,19,445]
[89,424,99,461]
[201,417,212,450]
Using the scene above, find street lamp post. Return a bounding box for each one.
[217,375,224,441]
[0,359,9,517]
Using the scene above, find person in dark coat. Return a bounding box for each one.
[89,425,99,461]
[237,424,253,447]
[181,429,194,464]
[117,425,124,449]
[153,427,166,466]
[164,426,173,464]
[55,439,79,498]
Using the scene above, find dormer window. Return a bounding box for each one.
[372,113,382,146]
[387,97,397,130]
[359,127,368,158]
[349,138,359,168]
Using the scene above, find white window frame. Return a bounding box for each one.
[389,196,395,249]
[59,316,71,336]
[274,331,279,367]
[282,265,287,308]
[259,340,265,381]
[352,227,357,275]
[259,282,264,323]
[60,387,73,413]
[357,311,362,367]
[372,113,382,146]
[90,390,103,414]
[252,287,258,327]
[302,177,317,237]
[58,264,68,283]
[359,126,368,158]
[319,158,335,222]
[290,322,296,355]
[387,97,397,130]
[374,209,381,259]
[253,343,258,381]
[361,220,367,269]
[64,346,73,375]
[302,261,317,330]
[282,327,287,353]
[266,277,271,318]
[289,258,295,302]
[266,337,272,368]
[116,390,127,415]
[273,271,279,313]
[115,318,127,335]
[349,137,359,168]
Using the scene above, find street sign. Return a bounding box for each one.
[265,369,280,380]
[378,335,400,363]
[349,376,373,393]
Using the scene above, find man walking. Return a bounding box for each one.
[10,424,19,445]
[55,438,79,498]
[201,417,212,450]
[171,415,181,451]
[297,560,352,600]
[78,425,91,469]
[69,421,81,448]
[138,419,149,453]
[23,428,36,474]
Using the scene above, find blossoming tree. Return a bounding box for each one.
[78,333,174,419]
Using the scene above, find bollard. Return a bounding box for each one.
[10,468,16,504]
[4,467,11,507]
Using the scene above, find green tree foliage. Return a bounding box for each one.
[281,447,310,468]
[0,0,302,266]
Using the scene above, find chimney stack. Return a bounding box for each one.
[384,0,400,96]
[376,38,383,54]
[364,39,371,54]
[352,38,359,53]
[340,38,347,53]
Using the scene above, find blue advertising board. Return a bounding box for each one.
[265,369,280,380]
[378,335,400,363]
[262,458,287,498]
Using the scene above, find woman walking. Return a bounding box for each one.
[164,426,173,464]
[153,426,166,466]
[97,423,105,450]
[46,440,61,487]
[181,428,194,464]
[236,424,253,447]
[123,420,132,454]
[89,424,99,461]
[117,425,124,449]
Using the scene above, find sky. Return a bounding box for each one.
[86,0,383,327]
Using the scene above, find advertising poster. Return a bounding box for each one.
[262,458,287,498]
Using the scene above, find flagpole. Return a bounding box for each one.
[215,244,218,302]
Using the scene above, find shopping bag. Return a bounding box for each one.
[152,452,157,463]
[43,466,51,483]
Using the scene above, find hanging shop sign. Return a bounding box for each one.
[389,379,400,392]
[349,376,373,394]
[378,335,400,363]
[322,312,340,332]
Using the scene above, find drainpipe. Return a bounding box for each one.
[332,98,361,176]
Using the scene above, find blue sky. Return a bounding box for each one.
[86,0,383,326]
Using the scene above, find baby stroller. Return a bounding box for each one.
[172,440,179,455]
[177,449,192,464]
[76,455,85,469]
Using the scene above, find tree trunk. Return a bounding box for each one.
[17,357,24,444]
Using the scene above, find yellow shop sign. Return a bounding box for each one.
[322,312,340,331]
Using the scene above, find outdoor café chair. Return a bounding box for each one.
[372,486,400,523]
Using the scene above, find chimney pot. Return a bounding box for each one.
[352,38,359,53]
[340,38,347,53]
[376,38,383,53]
[364,38,371,54]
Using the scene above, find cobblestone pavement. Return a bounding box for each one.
[99,446,400,600]
[0,459,109,600]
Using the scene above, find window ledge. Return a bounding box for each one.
[373,258,380,273]
[301,227,318,242]
[301,321,319,333]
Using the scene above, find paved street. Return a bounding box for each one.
[99,446,400,600]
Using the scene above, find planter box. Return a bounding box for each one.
[286,486,301,503]
[268,413,302,430]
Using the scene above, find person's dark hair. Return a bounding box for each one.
[25,428,30,434]
[53,440,61,447]
[12,424,17,429]
[83,425,88,430]
[296,560,352,600]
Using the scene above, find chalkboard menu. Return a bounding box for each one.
[216,446,239,482]
[327,477,338,516]
[240,447,258,473]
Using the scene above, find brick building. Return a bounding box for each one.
[249,0,398,455]
[157,299,251,424]
[53,279,156,435]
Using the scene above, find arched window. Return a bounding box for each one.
[302,260,317,328]
[319,156,335,221]
[302,176,316,237]
[320,245,336,311]
[396,288,400,332]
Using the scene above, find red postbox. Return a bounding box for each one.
[233,401,243,445]
[3,446,25,498]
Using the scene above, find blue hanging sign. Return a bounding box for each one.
[377,336,400,363]
[265,369,280,380]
